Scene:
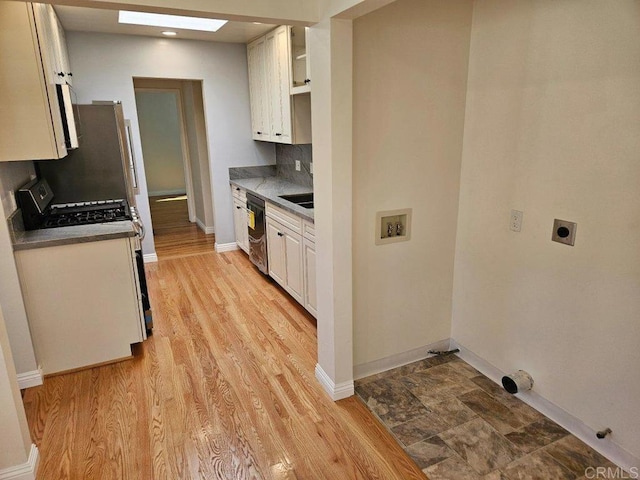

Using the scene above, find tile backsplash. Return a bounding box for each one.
[276,144,313,188]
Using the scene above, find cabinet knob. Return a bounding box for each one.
[275,133,282,136]
[236,206,241,209]
[57,72,65,77]
[304,78,311,84]
[277,232,284,237]
[67,72,73,77]
[256,131,262,135]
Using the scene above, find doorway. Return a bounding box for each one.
[134,78,215,258]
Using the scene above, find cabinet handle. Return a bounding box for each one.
[67,72,73,77]
[304,78,311,84]
[275,133,282,136]
[57,72,65,77]
[236,206,241,209]
[235,187,240,191]
[277,232,284,237]
[256,131,262,134]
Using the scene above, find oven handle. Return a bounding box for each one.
[134,218,146,240]
[130,205,146,240]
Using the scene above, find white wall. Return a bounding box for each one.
[453,0,640,460]
[66,32,275,253]
[352,0,472,369]
[0,162,39,377]
[134,91,186,196]
[0,305,36,475]
[182,81,215,227]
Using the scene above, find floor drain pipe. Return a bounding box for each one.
[501,370,534,394]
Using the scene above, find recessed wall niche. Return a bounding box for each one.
[375,208,412,245]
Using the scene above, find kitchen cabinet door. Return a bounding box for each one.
[268,26,293,143]
[247,37,269,141]
[0,2,68,161]
[303,238,317,317]
[33,4,72,85]
[233,198,249,254]
[290,26,310,95]
[283,228,303,303]
[266,217,303,303]
[51,8,73,85]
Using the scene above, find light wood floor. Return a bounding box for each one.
[22,227,425,478]
[149,195,215,259]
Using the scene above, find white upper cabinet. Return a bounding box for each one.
[0,2,72,161]
[247,26,311,145]
[33,4,73,85]
[290,26,310,95]
[247,37,269,141]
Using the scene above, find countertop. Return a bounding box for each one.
[230,176,314,222]
[12,221,137,251]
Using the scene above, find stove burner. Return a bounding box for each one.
[42,199,132,228]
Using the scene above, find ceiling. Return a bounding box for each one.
[54,5,278,44]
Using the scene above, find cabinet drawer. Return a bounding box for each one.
[231,185,247,203]
[266,202,302,235]
[302,219,315,242]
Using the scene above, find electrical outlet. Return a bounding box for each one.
[295,160,301,171]
[510,210,523,232]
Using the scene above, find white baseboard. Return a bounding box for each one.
[143,253,158,263]
[196,218,214,235]
[450,339,640,473]
[215,242,238,253]
[353,338,451,380]
[16,368,43,389]
[0,444,39,480]
[315,364,354,401]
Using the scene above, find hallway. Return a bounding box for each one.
[149,194,215,259]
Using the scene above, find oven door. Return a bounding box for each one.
[133,241,152,334]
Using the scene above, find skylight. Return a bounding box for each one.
[118,11,228,33]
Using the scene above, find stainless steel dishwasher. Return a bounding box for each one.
[246,193,268,274]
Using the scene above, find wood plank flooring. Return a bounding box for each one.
[149,195,215,259]
[22,245,425,479]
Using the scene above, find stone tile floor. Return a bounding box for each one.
[355,354,620,480]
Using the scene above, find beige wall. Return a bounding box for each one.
[0,162,39,377]
[352,0,472,368]
[452,0,640,458]
[0,305,34,471]
[182,81,215,228]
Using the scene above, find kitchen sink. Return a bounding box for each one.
[278,193,314,209]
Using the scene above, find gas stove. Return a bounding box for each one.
[42,199,132,228]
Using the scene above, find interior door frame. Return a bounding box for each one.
[134,86,196,223]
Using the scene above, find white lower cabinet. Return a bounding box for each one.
[14,236,145,375]
[231,186,249,254]
[265,202,315,316]
[233,199,249,254]
[303,238,317,317]
[266,217,303,304]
